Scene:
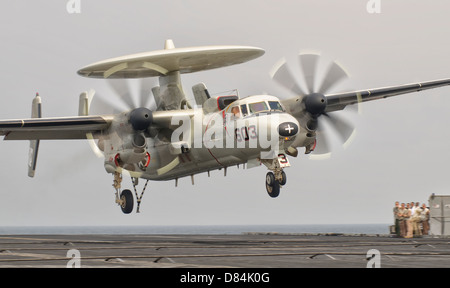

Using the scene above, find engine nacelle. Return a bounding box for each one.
[122,133,146,151]
[114,133,150,169]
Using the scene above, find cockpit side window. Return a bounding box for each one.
[248,102,269,114]
[230,106,241,118]
[240,104,248,117]
[268,101,284,112]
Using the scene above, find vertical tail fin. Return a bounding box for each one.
[28,93,41,177]
[78,89,95,116]
[192,83,211,107]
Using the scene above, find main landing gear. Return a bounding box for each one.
[113,172,149,214]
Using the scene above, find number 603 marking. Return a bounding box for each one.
[235,125,257,142]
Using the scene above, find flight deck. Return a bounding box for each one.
[0,233,449,268]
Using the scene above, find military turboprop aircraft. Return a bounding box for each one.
[1,39,450,214]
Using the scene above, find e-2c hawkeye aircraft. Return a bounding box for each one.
[1,39,450,214]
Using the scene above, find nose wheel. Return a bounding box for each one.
[265,170,286,198]
[261,154,289,198]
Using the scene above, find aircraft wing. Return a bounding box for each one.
[325,78,450,112]
[0,109,196,141]
[0,115,112,140]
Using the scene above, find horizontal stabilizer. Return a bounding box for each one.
[0,115,112,140]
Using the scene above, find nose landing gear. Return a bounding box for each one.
[262,153,289,198]
[265,170,287,198]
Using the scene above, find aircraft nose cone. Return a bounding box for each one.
[278,122,299,137]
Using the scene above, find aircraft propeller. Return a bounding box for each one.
[89,78,156,115]
[270,52,357,157]
[84,78,157,161]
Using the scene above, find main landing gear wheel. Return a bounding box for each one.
[120,189,134,214]
[113,172,150,214]
[265,172,280,198]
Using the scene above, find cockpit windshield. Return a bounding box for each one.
[268,101,284,112]
[248,101,268,114]
[247,101,284,114]
[228,99,285,118]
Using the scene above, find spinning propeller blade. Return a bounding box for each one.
[270,58,306,96]
[107,79,136,109]
[89,78,157,114]
[318,60,349,95]
[271,52,357,156]
[89,91,123,115]
[84,77,157,161]
[323,113,355,144]
[298,53,320,94]
[139,78,153,108]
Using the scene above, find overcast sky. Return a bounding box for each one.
[0,0,449,228]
